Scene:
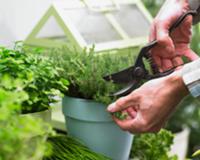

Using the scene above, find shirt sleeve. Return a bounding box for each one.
[182,59,200,98]
[189,0,200,24]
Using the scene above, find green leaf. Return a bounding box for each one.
[192,150,200,157]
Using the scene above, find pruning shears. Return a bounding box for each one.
[103,10,197,97]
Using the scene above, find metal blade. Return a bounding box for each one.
[112,80,139,97]
[103,66,135,84]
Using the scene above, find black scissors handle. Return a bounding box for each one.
[169,10,197,32]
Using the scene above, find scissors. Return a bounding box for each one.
[103,10,197,97]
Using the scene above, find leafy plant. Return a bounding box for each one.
[44,135,111,160]
[193,149,200,159]
[0,46,68,113]
[191,22,200,56]
[130,129,177,160]
[48,47,137,105]
[0,77,53,160]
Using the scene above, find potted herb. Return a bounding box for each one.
[49,47,137,160]
[0,77,53,160]
[130,129,178,160]
[0,46,68,122]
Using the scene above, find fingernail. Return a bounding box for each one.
[107,103,116,112]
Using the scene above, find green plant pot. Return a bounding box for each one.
[62,96,133,160]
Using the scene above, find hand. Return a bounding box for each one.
[150,0,199,72]
[107,70,189,133]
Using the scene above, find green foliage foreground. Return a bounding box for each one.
[0,46,68,113]
[0,77,53,160]
[131,129,177,160]
[44,135,111,160]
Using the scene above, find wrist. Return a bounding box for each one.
[167,69,189,97]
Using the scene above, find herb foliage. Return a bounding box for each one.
[49,47,137,104]
[0,46,68,113]
[131,129,178,160]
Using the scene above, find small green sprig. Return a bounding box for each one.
[112,111,128,120]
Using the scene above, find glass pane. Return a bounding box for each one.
[64,8,121,44]
[36,16,68,42]
[113,4,150,37]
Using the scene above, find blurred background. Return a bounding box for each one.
[1,0,199,51]
[0,0,58,45]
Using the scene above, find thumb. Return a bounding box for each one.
[149,23,156,42]
[155,22,175,57]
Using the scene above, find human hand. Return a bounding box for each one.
[107,70,189,133]
[150,0,199,72]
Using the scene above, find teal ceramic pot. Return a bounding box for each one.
[62,96,133,160]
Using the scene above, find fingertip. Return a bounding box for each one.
[126,107,137,118]
[107,103,116,112]
[161,59,173,71]
[172,57,183,67]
